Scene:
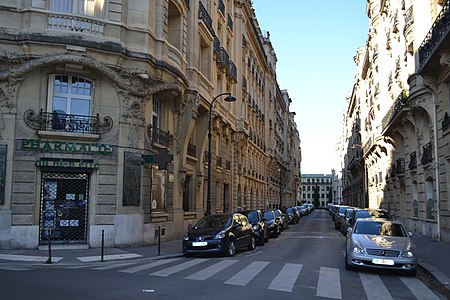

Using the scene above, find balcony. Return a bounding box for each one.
[199,2,214,35]
[217,47,230,69]
[150,126,172,148]
[218,0,225,17]
[408,151,417,170]
[418,0,450,73]
[227,14,233,32]
[395,158,405,176]
[443,112,450,132]
[48,14,105,36]
[382,90,409,132]
[216,156,222,168]
[24,109,112,135]
[227,60,238,83]
[421,142,433,165]
[187,143,196,157]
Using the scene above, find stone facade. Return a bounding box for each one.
[0,0,301,249]
[341,0,450,243]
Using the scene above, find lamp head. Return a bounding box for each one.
[224,95,236,102]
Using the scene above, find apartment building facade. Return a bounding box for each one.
[341,0,450,242]
[0,0,301,250]
[301,174,332,208]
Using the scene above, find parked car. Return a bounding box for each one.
[182,213,256,257]
[334,205,351,230]
[286,207,299,224]
[237,209,268,245]
[350,208,393,224]
[274,209,288,231]
[340,208,356,236]
[345,218,417,275]
[262,210,280,238]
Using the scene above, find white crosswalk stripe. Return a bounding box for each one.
[224,261,269,286]
[93,261,138,271]
[150,258,209,277]
[359,272,393,300]
[119,257,182,273]
[400,277,441,300]
[186,259,238,281]
[317,266,342,299]
[268,263,302,292]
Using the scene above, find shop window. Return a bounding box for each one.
[49,0,105,18]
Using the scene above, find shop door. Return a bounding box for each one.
[40,173,89,244]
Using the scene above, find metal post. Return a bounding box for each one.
[206,93,236,216]
[101,229,105,262]
[46,230,52,264]
[157,226,161,256]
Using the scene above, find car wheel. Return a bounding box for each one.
[247,236,256,251]
[226,239,236,257]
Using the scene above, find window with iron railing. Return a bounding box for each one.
[421,142,433,165]
[408,151,417,170]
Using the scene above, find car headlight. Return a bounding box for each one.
[401,250,414,258]
[214,230,226,239]
[268,223,275,228]
[253,225,259,231]
[352,245,364,254]
[183,233,189,241]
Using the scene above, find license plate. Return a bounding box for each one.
[192,241,207,246]
[372,258,394,265]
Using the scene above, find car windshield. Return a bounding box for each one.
[354,221,406,237]
[194,215,231,229]
[263,211,274,220]
[287,208,293,213]
[339,206,350,214]
[274,210,281,218]
[356,210,392,220]
[246,211,259,222]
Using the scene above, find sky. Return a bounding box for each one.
[251,1,368,174]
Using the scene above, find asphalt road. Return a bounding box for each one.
[0,209,447,300]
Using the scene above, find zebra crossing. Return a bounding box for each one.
[1,257,442,299]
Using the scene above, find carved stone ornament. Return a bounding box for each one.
[175,90,199,154]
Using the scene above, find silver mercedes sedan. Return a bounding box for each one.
[345,218,417,275]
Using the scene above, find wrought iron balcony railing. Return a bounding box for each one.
[216,156,222,167]
[421,142,433,165]
[227,14,233,32]
[24,109,112,134]
[199,2,214,35]
[150,126,172,147]
[187,143,196,157]
[218,0,225,17]
[395,158,405,176]
[418,0,450,68]
[408,151,417,170]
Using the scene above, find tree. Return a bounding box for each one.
[312,185,320,208]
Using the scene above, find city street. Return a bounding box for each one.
[1,209,448,299]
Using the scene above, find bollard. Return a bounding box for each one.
[157,226,161,256]
[46,230,52,264]
[101,229,105,262]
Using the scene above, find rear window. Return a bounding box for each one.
[263,211,274,220]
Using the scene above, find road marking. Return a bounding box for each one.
[316,266,342,299]
[119,257,182,273]
[186,260,238,281]
[400,277,441,300]
[0,254,62,262]
[77,253,142,262]
[93,261,138,270]
[359,273,393,300]
[0,266,32,271]
[268,263,303,292]
[225,261,269,286]
[150,259,209,277]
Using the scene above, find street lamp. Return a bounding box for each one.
[206,92,236,215]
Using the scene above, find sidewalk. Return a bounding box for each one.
[0,234,449,292]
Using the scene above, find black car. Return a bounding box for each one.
[274,209,288,231]
[286,207,300,224]
[183,213,256,257]
[237,209,268,245]
[262,210,280,238]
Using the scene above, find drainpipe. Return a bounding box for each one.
[429,90,441,242]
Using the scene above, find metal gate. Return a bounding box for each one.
[39,172,89,244]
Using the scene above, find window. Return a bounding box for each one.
[50,0,105,18]
[199,37,211,79]
[412,181,418,217]
[152,97,161,129]
[168,1,182,52]
[425,179,434,219]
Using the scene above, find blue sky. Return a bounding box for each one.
[252,1,368,174]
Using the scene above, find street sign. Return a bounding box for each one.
[142,148,173,170]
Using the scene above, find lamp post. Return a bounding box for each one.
[206,93,236,215]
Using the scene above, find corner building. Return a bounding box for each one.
[0,0,301,249]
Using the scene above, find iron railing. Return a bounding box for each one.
[218,0,225,16]
[418,0,450,67]
[199,1,214,35]
[421,142,433,165]
[187,143,196,157]
[395,158,405,176]
[24,109,112,134]
[150,126,171,147]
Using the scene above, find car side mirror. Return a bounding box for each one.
[347,227,353,234]
[408,231,413,237]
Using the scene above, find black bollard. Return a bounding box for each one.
[101,229,105,262]
[46,230,52,264]
[158,226,161,256]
